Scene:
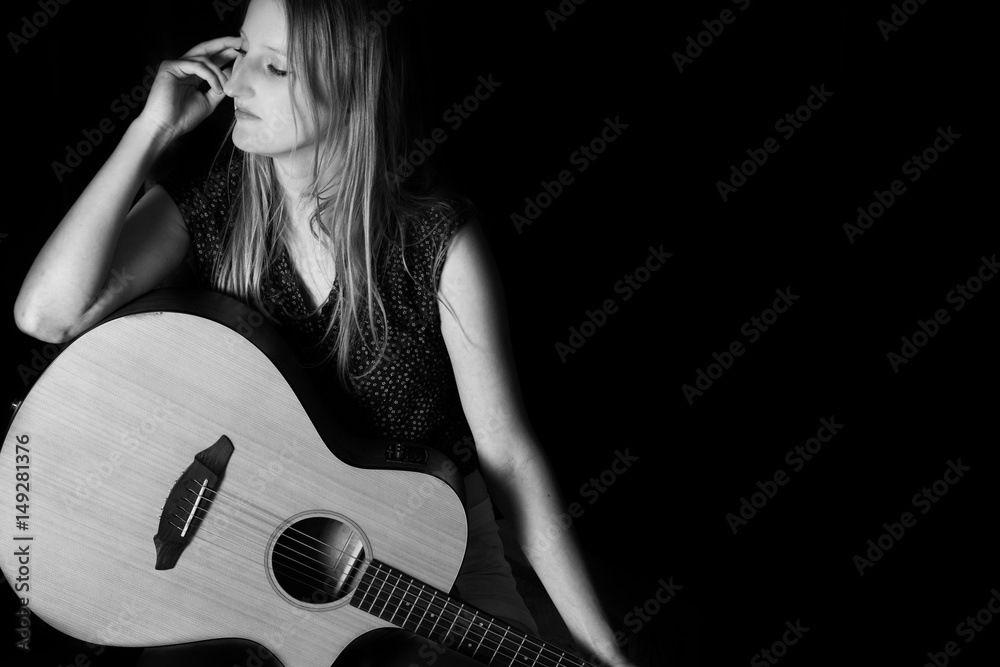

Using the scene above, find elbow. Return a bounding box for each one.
[13,296,75,344]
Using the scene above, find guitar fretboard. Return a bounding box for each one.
[350,559,592,667]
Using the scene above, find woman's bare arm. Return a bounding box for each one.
[14,37,240,342]
[439,220,636,667]
[15,125,187,342]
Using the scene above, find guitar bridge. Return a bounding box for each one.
[153,435,234,570]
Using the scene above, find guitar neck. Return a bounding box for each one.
[351,560,594,667]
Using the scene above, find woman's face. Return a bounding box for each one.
[225,0,323,159]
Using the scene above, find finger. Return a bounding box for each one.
[181,36,242,59]
[185,55,230,91]
[204,82,231,113]
[162,59,228,94]
[210,47,241,68]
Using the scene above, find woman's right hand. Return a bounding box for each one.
[135,36,242,146]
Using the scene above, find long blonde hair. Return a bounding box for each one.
[213,0,463,387]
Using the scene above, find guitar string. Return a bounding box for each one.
[170,505,360,594]
[192,484,378,557]
[178,489,369,576]
[171,499,589,667]
[182,483,463,592]
[164,518,361,607]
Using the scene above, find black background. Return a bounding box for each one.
[1,1,996,666]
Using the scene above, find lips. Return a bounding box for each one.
[234,105,260,120]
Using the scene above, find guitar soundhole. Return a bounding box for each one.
[268,513,369,608]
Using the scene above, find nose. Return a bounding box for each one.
[223,55,250,99]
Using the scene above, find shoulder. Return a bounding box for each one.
[402,197,475,248]
[395,196,479,289]
[437,213,501,306]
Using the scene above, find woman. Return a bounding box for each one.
[14,1,637,665]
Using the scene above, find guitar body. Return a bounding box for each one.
[0,290,468,667]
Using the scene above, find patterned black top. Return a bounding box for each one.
[159,150,479,475]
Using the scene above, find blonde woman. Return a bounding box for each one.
[15,1,639,665]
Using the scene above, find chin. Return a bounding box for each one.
[233,126,317,161]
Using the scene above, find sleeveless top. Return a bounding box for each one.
[158,150,539,635]
[158,150,480,476]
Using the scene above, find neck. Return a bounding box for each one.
[270,150,343,239]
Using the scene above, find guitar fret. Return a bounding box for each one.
[383,571,401,622]
[458,606,474,651]
[398,579,415,628]
[440,600,460,648]
[355,563,376,611]
[464,613,488,661]
[426,589,442,641]
[513,634,527,667]
[415,584,432,636]
[490,626,509,665]
[477,618,492,656]
[372,563,391,617]
[365,563,383,613]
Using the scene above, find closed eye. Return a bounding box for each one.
[233,46,285,77]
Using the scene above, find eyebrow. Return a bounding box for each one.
[240,30,286,55]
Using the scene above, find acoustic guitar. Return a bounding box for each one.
[1,289,596,667]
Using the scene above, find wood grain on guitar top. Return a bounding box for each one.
[0,302,468,667]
